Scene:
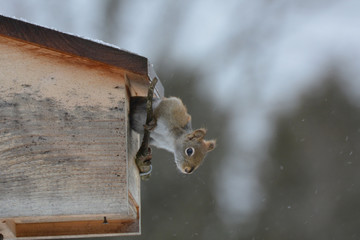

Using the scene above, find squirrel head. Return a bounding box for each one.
[174,128,216,174]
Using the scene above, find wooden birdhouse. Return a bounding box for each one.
[0,15,163,239]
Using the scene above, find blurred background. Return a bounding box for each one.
[2,0,360,239]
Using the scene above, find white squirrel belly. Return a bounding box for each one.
[150,118,175,152]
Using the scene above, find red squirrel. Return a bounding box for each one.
[130,96,216,174]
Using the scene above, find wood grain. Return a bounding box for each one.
[0,95,128,217]
[0,32,141,238]
[0,15,164,98]
[0,15,147,76]
[11,218,139,237]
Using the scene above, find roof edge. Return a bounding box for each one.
[0,15,148,76]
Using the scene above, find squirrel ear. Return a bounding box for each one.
[188,128,207,140]
[205,140,216,152]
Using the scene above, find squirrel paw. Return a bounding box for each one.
[138,147,152,164]
[144,119,157,131]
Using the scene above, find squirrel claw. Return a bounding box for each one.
[139,147,152,165]
[144,119,157,131]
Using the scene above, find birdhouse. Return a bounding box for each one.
[0,15,163,239]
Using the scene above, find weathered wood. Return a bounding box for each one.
[0,15,164,98]
[7,218,138,238]
[0,15,166,238]
[0,214,140,239]
[0,96,129,217]
[127,120,141,211]
[0,15,146,76]
[0,33,141,238]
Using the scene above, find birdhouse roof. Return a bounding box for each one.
[0,14,163,96]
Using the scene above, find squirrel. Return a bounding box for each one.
[130,96,216,174]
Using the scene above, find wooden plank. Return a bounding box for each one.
[125,89,141,211]
[10,218,138,238]
[0,220,15,240]
[0,15,164,98]
[0,98,128,217]
[0,15,147,76]
[0,36,135,218]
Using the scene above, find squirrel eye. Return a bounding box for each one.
[185,147,195,157]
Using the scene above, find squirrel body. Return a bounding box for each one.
[130,96,216,174]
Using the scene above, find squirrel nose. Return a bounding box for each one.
[184,166,195,174]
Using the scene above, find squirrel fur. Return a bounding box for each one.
[130,96,216,174]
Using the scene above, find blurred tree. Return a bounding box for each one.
[256,79,360,240]
[102,0,123,43]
